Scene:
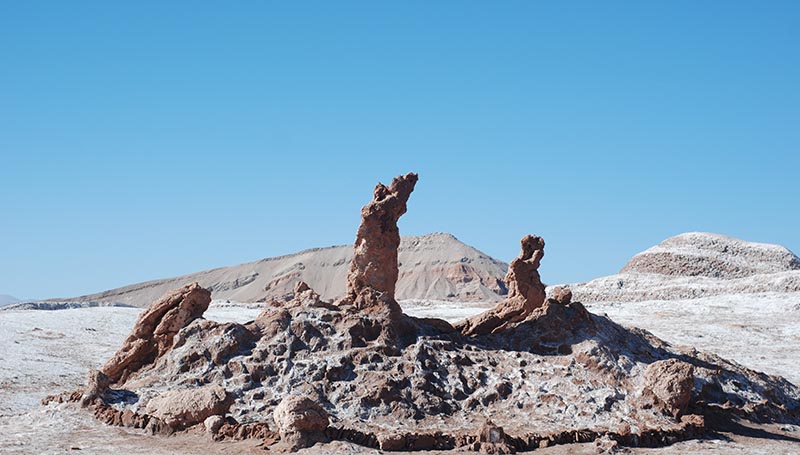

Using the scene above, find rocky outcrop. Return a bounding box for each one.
[344,172,418,320]
[457,234,547,336]
[145,385,232,430]
[49,174,800,454]
[273,394,330,450]
[101,282,210,383]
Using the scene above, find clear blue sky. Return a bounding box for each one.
[2,2,798,299]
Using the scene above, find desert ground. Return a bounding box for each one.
[1,293,799,454]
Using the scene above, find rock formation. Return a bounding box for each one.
[45,173,800,453]
[101,282,210,383]
[456,234,547,336]
[344,172,418,320]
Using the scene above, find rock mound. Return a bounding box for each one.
[47,175,800,453]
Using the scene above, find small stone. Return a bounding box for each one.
[204,415,224,435]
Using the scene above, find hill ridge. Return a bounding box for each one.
[51,233,509,308]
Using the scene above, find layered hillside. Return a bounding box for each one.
[571,232,800,302]
[52,233,508,308]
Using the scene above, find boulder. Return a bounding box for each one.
[204,415,225,435]
[471,420,515,454]
[145,385,232,430]
[273,394,329,450]
[80,369,110,407]
[550,286,572,304]
[642,359,695,418]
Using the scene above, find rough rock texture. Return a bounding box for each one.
[345,172,418,320]
[456,235,547,336]
[145,385,232,430]
[50,175,800,453]
[273,394,330,450]
[101,282,210,383]
[641,359,695,418]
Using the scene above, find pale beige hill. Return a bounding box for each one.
[52,233,508,308]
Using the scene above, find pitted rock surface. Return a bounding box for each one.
[101,282,210,384]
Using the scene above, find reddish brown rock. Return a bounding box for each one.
[642,359,695,418]
[79,369,110,407]
[145,384,232,430]
[273,394,330,450]
[506,234,545,302]
[471,420,515,454]
[344,172,418,318]
[550,286,572,304]
[457,235,547,336]
[101,282,210,384]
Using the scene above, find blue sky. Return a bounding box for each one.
[1,2,798,299]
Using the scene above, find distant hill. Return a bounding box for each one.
[570,232,800,302]
[51,233,509,308]
[0,295,20,307]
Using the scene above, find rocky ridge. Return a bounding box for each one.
[46,175,800,453]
